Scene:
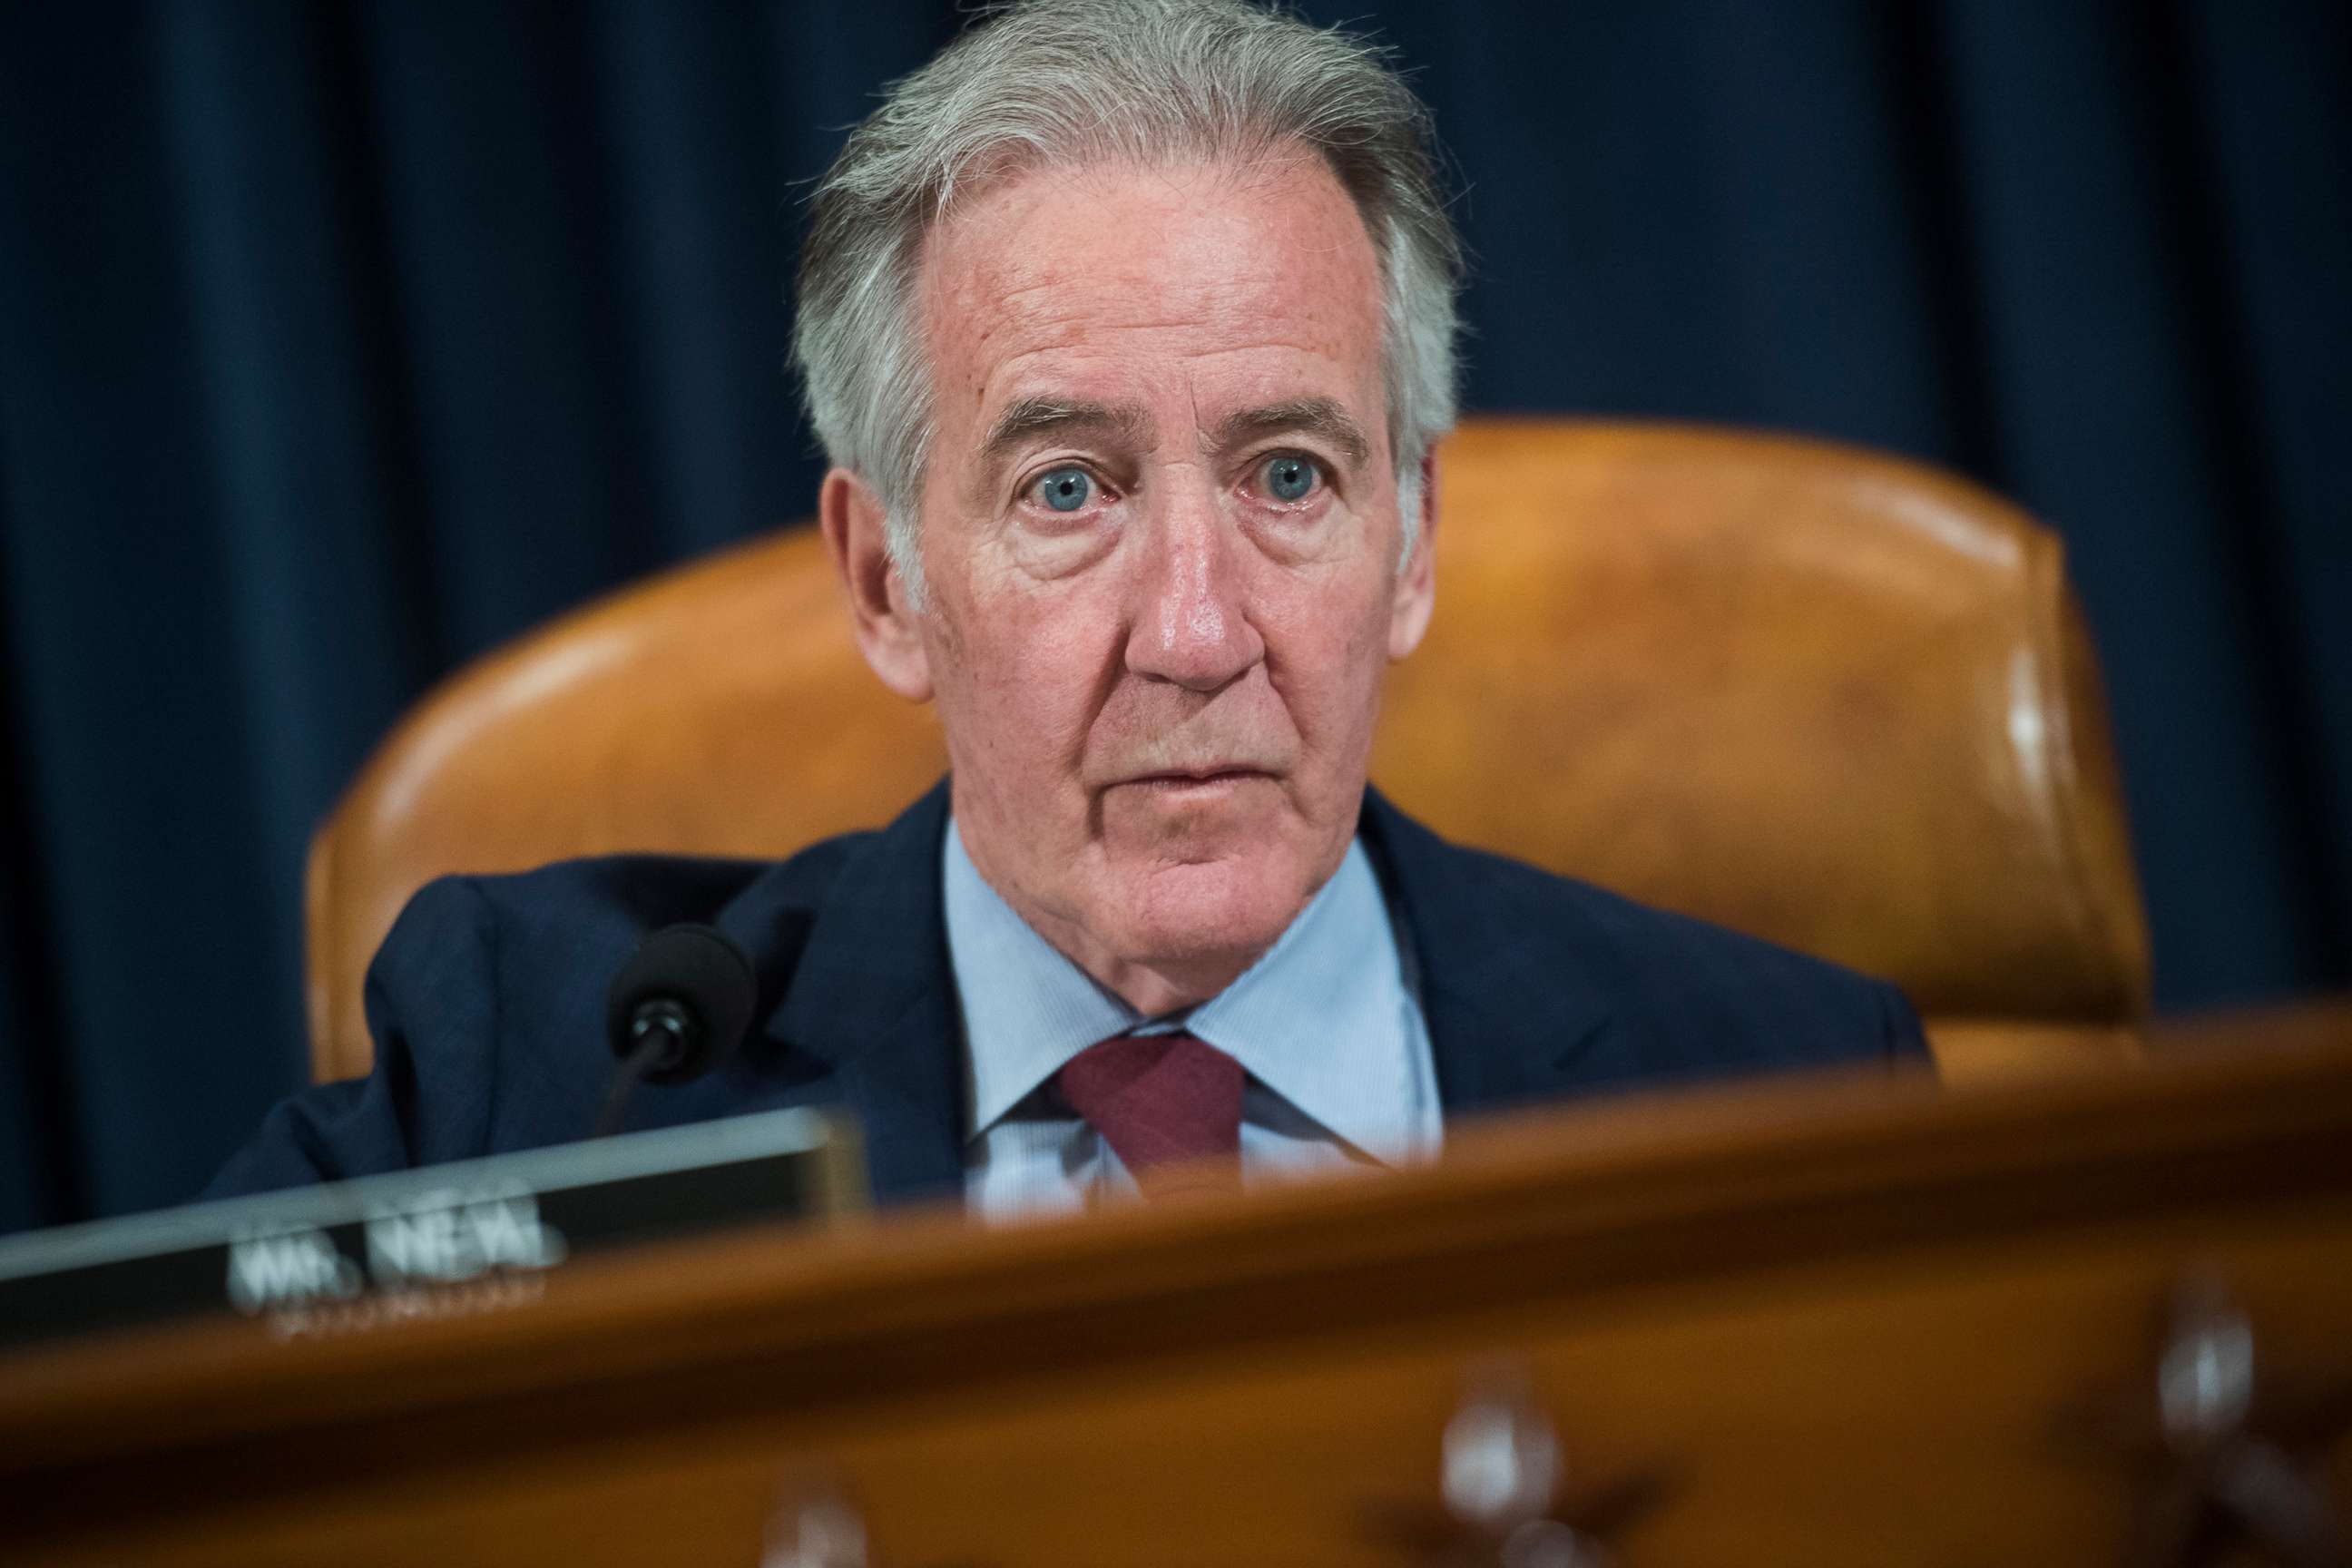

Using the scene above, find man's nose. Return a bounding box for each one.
[1123,488,1264,691]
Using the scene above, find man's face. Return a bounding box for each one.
[876,151,1433,1006]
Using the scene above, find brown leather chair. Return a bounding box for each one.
[304,420,2151,1086]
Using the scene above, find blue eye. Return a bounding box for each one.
[1261,454,1318,503]
[1035,467,1092,513]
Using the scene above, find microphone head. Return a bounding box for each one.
[604,924,758,1084]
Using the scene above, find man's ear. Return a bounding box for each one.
[1387,447,1439,661]
[819,467,934,701]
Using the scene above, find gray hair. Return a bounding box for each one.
[791,0,1462,600]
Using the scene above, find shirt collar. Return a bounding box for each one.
[944,820,1133,1138]
[943,818,1418,1166]
[1185,841,1418,1165]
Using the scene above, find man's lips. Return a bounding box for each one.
[1115,766,1276,788]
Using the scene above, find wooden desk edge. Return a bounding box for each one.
[1,1003,2346,1474]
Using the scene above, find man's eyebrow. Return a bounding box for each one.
[980,397,1154,465]
[1207,397,1373,466]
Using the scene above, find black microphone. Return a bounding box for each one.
[596,924,757,1137]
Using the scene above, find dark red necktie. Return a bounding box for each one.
[1057,1030,1246,1195]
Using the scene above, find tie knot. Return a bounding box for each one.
[1057,1031,1245,1193]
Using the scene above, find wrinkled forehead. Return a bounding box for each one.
[913,149,1387,438]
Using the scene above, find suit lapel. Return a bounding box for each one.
[1358,789,1624,1118]
[751,781,968,1207]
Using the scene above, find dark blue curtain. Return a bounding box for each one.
[2,1,2345,1232]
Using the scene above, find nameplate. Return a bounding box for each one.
[0,1108,864,1350]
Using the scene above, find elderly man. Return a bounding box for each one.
[211,0,1925,1215]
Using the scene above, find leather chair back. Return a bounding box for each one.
[305,420,2151,1084]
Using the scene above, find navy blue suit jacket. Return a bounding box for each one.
[208,782,1927,1208]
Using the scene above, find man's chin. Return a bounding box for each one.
[1109,854,1311,974]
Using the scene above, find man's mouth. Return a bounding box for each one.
[1122,766,1273,791]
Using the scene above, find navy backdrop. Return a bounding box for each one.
[1,2,2346,1232]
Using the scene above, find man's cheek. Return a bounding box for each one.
[1265,596,1388,708]
[964,649,1101,783]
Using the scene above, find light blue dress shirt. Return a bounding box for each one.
[944,818,1441,1220]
